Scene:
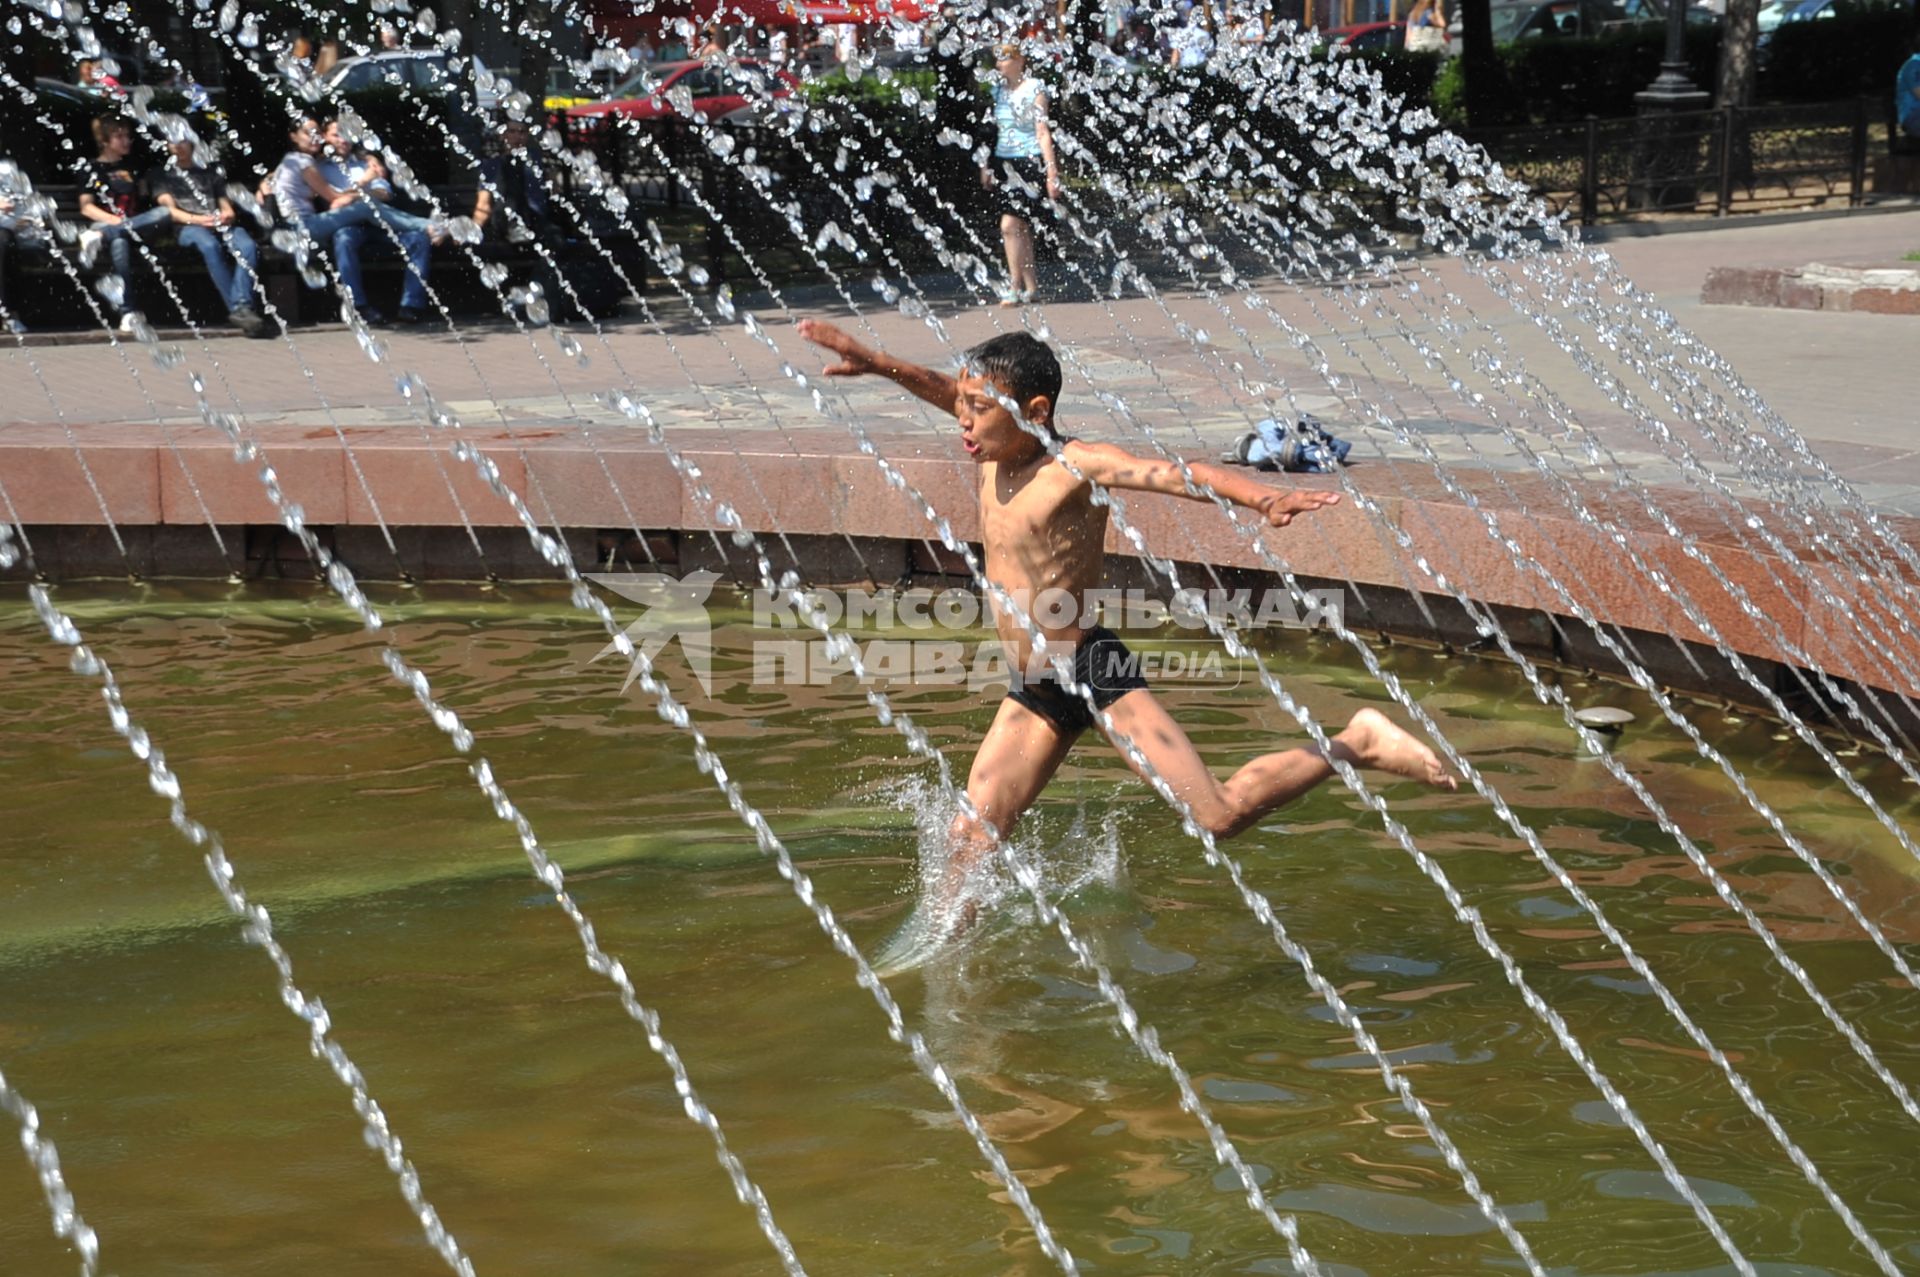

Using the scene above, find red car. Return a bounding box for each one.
[1320,20,1408,48]
[566,59,799,122]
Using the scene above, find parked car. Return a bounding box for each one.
[565,59,799,123]
[1321,20,1409,49]
[1756,0,1840,41]
[1449,0,1711,50]
[318,50,501,113]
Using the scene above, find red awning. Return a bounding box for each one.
[789,0,930,22]
[589,0,926,40]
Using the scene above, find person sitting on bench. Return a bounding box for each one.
[149,133,270,337]
[76,114,174,334]
[261,116,433,326]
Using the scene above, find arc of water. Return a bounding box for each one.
[1460,254,1920,851]
[363,421,1081,1277]
[1576,247,1920,616]
[164,0,750,581]
[1516,241,1920,640]
[144,0,687,583]
[31,68,1083,1266]
[748,59,1797,1275]
[375,47,1371,1267]
[526,65,1501,1266]
[1026,108,1920,1258]
[1003,37,1920,1202]
[1081,156,1915,1267]
[951,359,1766,1272]
[1117,111,1920,1000]
[1505,250,1920,731]
[597,384,1343,1276]
[1459,213,1920,732]
[10,368,820,1273]
[11,12,1812,1275]
[1351,267,1920,991]
[1276,85,1920,731]
[1031,76,1717,707]
[560,91,1531,1273]
[510,24,1697,1267]
[744,42,1781,1267]
[8,34,830,1262]
[595,19,1873,1267]
[0,80,213,574]
[5,30,423,582]
[1053,39,1920,1004]
[25,20,1102,1270]
[0,1061,101,1277]
[0,524,478,1276]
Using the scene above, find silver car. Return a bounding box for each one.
[316,50,501,113]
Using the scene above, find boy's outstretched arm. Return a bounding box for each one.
[1064,440,1341,527]
[797,318,958,417]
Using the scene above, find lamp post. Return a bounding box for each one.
[1631,0,1710,207]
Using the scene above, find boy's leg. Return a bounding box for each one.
[1097,691,1452,840]
[940,696,1077,911]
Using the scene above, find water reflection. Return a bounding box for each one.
[1,586,1917,1274]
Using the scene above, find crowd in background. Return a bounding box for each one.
[0,90,557,336]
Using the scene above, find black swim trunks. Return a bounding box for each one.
[1007,625,1150,736]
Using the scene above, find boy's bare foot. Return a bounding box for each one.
[1336,708,1456,790]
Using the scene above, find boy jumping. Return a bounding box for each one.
[797,320,1455,934]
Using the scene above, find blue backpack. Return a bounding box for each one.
[1225,415,1352,473]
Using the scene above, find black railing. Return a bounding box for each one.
[547,97,1881,290]
[1463,98,1874,225]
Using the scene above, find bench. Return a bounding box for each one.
[9,182,639,332]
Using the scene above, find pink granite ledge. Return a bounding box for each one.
[4,421,1918,699]
[1703,263,1920,314]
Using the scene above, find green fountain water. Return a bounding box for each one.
[2,584,1916,1275]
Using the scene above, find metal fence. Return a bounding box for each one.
[547,96,1880,287]
[1460,98,1874,224]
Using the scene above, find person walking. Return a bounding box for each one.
[980,43,1059,307]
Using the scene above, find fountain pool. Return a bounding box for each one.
[2,584,1916,1275]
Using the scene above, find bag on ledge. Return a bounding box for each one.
[1222,415,1352,474]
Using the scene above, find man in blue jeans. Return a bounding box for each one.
[149,135,269,337]
[264,117,432,325]
[76,115,175,334]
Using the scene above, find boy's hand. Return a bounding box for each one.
[797,317,881,377]
[1257,489,1341,527]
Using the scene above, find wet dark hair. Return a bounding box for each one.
[962,333,1062,433]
